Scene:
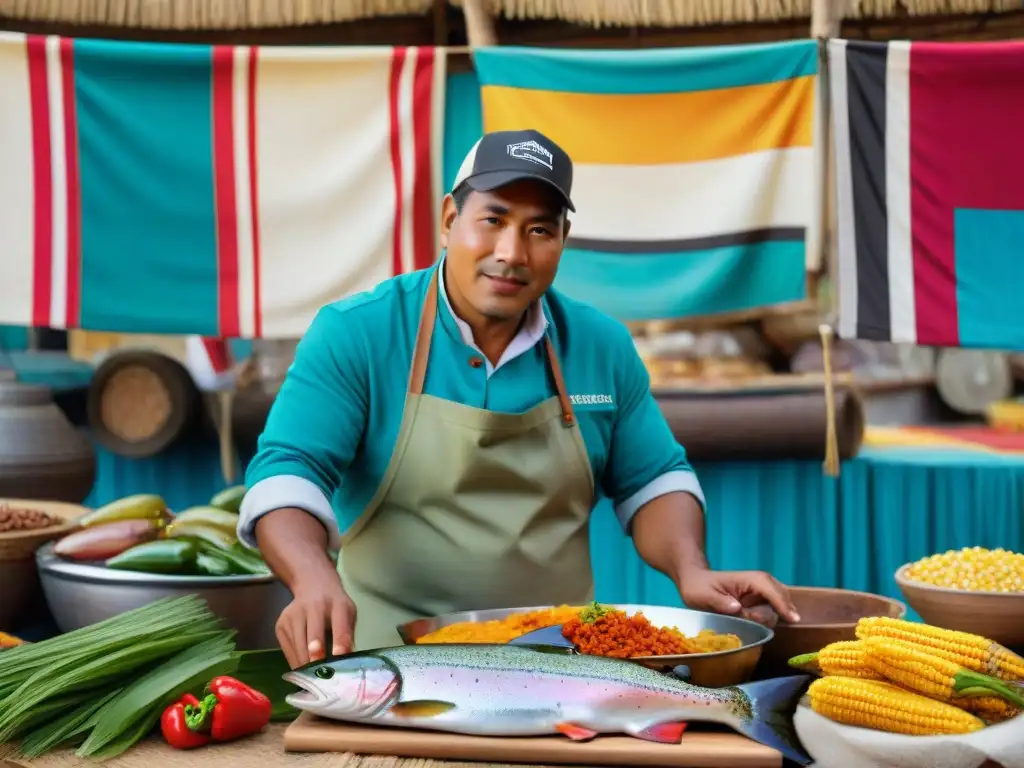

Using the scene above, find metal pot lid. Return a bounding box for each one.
[935,349,1013,416]
[35,543,276,588]
[0,381,54,407]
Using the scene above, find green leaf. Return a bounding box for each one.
[0,690,95,742]
[85,705,164,762]
[77,635,238,757]
[19,689,122,758]
[0,632,224,737]
[231,649,301,722]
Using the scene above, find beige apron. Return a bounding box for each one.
[337,271,596,650]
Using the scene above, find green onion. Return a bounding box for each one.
[19,689,122,758]
[0,596,240,760]
[77,634,238,757]
[0,632,224,739]
[84,706,164,762]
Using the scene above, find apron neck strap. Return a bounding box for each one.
[409,269,577,427]
[408,273,439,396]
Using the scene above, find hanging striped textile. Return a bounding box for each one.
[472,41,820,322]
[830,39,1024,351]
[0,35,446,338]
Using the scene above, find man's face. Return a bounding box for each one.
[439,180,569,322]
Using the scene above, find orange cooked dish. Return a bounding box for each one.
[563,604,741,658]
[415,602,742,658]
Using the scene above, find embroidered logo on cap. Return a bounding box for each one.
[507,140,553,170]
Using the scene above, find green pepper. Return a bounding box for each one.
[214,543,271,576]
[195,549,236,577]
[165,521,236,551]
[106,539,197,574]
[172,507,240,535]
[79,494,168,528]
[209,486,247,515]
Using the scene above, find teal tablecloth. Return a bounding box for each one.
[82,441,1024,610]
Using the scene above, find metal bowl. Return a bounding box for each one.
[397,603,773,687]
[36,543,291,649]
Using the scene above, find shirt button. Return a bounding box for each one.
[468,356,484,369]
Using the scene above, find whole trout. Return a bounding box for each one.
[284,643,811,764]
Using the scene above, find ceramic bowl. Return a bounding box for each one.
[895,564,1024,647]
[757,586,907,676]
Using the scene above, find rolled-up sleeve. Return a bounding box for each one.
[238,306,369,550]
[601,325,705,533]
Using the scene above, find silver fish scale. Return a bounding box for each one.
[361,644,744,735]
[376,643,722,699]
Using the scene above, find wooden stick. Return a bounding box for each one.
[461,0,497,47]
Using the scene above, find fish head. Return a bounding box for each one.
[284,654,400,717]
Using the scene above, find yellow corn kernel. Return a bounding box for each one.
[862,637,966,701]
[959,696,1021,725]
[856,616,1024,681]
[808,677,986,735]
[904,547,1024,593]
[816,640,884,680]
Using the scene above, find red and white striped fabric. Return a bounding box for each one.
[0,37,446,338]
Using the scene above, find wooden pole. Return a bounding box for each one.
[462,0,497,47]
[809,0,846,315]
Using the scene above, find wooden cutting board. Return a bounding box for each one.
[284,713,783,767]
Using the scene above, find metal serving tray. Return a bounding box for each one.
[397,603,773,687]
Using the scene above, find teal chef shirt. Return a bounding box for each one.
[238,260,705,550]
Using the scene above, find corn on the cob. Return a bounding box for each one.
[789,640,883,680]
[856,616,1024,681]
[959,696,1021,725]
[808,677,986,735]
[862,637,1024,709]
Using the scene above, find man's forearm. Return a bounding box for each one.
[630,492,709,584]
[255,508,341,595]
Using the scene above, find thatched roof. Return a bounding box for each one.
[0,0,1018,30]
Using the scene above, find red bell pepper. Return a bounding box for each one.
[161,694,211,750]
[185,676,272,742]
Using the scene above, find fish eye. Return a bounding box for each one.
[314,666,335,680]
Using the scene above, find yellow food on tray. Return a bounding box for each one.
[792,618,1024,733]
[416,605,585,644]
[904,546,1024,592]
[416,602,742,658]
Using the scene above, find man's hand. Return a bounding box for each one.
[678,567,801,627]
[276,581,357,669]
[254,507,356,669]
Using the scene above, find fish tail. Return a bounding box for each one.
[729,675,813,766]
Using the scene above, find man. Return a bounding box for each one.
[239,129,801,669]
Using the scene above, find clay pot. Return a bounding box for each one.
[0,381,96,503]
[757,586,907,677]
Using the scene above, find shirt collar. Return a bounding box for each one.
[436,258,549,375]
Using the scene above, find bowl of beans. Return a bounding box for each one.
[895,547,1024,647]
[0,499,86,628]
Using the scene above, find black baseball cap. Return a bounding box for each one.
[451,129,575,212]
